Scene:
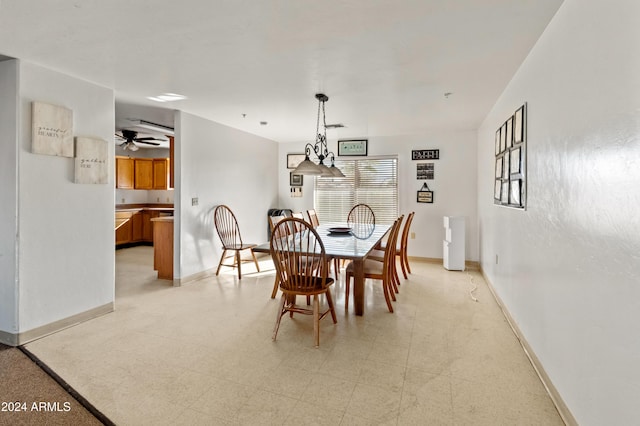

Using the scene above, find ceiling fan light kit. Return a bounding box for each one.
[292,93,345,178]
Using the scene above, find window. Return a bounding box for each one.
[314,156,398,224]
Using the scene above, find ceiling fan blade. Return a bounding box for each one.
[135,140,161,146]
[134,136,165,141]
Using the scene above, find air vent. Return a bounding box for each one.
[325,123,345,129]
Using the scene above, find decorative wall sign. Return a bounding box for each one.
[417,182,433,203]
[287,153,306,169]
[412,149,439,160]
[289,172,303,186]
[338,139,368,156]
[32,101,74,157]
[74,137,108,184]
[417,162,434,180]
[494,103,526,209]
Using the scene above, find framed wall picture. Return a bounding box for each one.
[417,162,434,180]
[417,190,433,203]
[289,172,303,186]
[338,139,368,156]
[74,137,108,184]
[287,153,306,169]
[32,101,74,157]
[412,149,440,160]
[494,103,526,209]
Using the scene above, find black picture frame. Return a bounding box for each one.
[287,153,306,169]
[338,139,368,156]
[417,190,433,203]
[412,149,440,160]
[289,172,303,186]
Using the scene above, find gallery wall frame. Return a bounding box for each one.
[289,172,303,186]
[287,153,306,169]
[338,139,368,156]
[494,103,526,209]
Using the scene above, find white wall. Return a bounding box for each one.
[0,59,19,338]
[17,62,115,333]
[278,130,478,260]
[477,0,640,424]
[175,111,279,280]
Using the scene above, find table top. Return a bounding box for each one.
[254,222,390,260]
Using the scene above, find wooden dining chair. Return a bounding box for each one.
[369,215,404,295]
[270,218,337,347]
[291,212,306,233]
[374,212,414,280]
[269,215,291,298]
[213,204,260,280]
[345,217,402,313]
[306,209,320,227]
[334,204,376,277]
[347,204,375,226]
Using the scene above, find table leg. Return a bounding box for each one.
[353,258,365,316]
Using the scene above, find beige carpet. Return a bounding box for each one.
[0,343,108,426]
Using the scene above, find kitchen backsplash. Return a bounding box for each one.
[116,189,174,205]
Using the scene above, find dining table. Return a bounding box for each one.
[254,221,391,316]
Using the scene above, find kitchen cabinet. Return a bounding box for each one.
[115,211,133,245]
[116,156,170,190]
[116,157,134,189]
[152,216,174,280]
[134,158,154,189]
[153,158,169,190]
[142,210,158,241]
[131,211,144,241]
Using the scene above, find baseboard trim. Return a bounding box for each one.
[407,256,480,270]
[0,329,19,346]
[175,268,216,286]
[480,269,577,426]
[14,302,114,346]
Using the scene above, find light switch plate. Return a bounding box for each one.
[192,197,198,206]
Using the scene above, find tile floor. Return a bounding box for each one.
[25,246,564,425]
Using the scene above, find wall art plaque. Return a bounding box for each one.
[32,101,74,157]
[74,137,108,184]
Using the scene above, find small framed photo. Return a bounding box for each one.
[506,116,513,149]
[290,172,303,186]
[500,122,507,152]
[338,139,368,156]
[514,104,525,143]
[287,153,306,169]
[495,128,501,155]
[510,147,521,175]
[494,179,502,200]
[417,190,433,203]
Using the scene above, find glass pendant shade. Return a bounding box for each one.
[317,162,335,177]
[330,165,345,177]
[292,158,322,175]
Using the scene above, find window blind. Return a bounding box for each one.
[314,156,398,224]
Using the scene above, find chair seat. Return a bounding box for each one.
[225,243,257,250]
[280,275,334,294]
[345,259,384,276]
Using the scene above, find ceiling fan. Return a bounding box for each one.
[115,129,165,151]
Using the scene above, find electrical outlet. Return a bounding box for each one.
[157,197,160,202]
[410,232,415,239]
[166,197,170,202]
[121,198,125,203]
[191,197,198,206]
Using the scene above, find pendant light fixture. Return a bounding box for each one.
[292,94,345,178]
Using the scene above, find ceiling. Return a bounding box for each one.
[0,1,563,145]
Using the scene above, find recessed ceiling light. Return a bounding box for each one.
[147,93,187,103]
[260,121,268,126]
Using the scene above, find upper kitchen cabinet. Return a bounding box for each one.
[116,157,134,189]
[116,156,170,190]
[134,158,154,189]
[153,158,170,190]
